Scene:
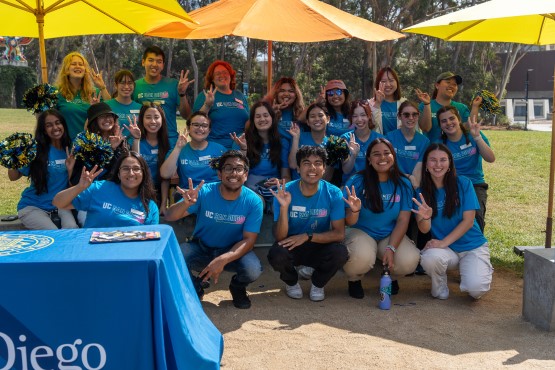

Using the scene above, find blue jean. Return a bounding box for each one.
[181,240,262,288]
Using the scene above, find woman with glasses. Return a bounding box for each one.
[193,60,249,149]
[8,109,78,230]
[160,111,226,198]
[106,70,142,140]
[53,151,159,227]
[55,51,111,140]
[414,144,492,300]
[341,100,383,185]
[385,101,430,189]
[319,80,352,137]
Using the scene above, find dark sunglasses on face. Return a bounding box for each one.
[326,89,343,97]
[401,112,420,118]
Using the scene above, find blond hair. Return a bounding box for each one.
[55,52,95,103]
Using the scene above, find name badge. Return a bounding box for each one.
[292,206,306,212]
[460,143,472,150]
[153,100,165,105]
[199,155,211,161]
[130,110,140,114]
[130,209,145,217]
[405,145,416,151]
[234,97,243,104]
[55,159,65,164]
[151,149,158,154]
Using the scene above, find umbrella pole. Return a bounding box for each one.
[546,65,555,248]
[267,41,272,94]
[36,11,48,83]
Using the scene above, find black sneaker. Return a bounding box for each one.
[391,280,399,295]
[414,263,426,275]
[192,275,209,299]
[229,284,251,309]
[348,280,364,299]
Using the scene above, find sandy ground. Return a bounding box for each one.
[200,247,555,370]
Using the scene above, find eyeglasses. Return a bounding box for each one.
[190,122,210,129]
[221,165,246,174]
[98,113,115,120]
[326,89,343,97]
[401,112,420,119]
[120,166,143,174]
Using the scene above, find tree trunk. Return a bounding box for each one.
[186,40,199,99]
[166,38,175,78]
[294,43,308,78]
[497,43,530,99]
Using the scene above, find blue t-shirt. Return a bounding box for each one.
[380,100,399,135]
[72,180,159,228]
[327,112,353,137]
[139,140,160,185]
[419,100,470,143]
[193,90,249,149]
[443,132,490,184]
[386,129,430,176]
[133,77,180,141]
[278,108,295,139]
[106,98,142,139]
[273,179,345,236]
[186,182,263,248]
[232,140,289,178]
[345,174,413,240]
[17,146,70,212]
[340,130,383,184]
[417,176,487,252]
[173,142,226,188]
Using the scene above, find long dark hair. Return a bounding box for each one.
[360,138,410,213]
[325,89,350,121]
[109,151,157,215]
[30,109,71,194]
[138,102,170,174]
[265,77,305,121]
[246,101,282,168]
[374,67,402,101]
[420,143,460,219]
[437,105,470,145]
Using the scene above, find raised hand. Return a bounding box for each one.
[343,185,361,213]
[415,88,431,105]
[316,85,326,104]
[65,146,75,174]
[468,115,483,138]
[347,133,360,156]
[203,86,215,108]
[230,132,247,150]
[176,178,204,205]
[78,165,102,190]
[287,122,301,140]
[90,70,106,90]
[176,127,189,148]
[124,115,141,140]
[411,193,433,221]
[90,90,101,105]
[373,84,385,106]
[178,70,194,95]
[270,179,291,208]
[471,95,483,109]
[109,124,124,149]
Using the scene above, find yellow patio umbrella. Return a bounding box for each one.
[0,0,197,83]
[403,0,555,247]
[146,0,405,92]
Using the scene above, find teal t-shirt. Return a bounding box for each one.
[386,129,430,176]
[327,112,353,137]
[193,90,249,149]
[17,146,70,212]
[106,98,142,139]
[133,77,180,141]
[444,132,490,184]
[340,130,383,184]
[173,142,226,188]
[56,91,92,140]
[419,99,470,143]
[380,100,399,135]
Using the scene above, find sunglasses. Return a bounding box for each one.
[401,112,420,119]
[326,89,343,97]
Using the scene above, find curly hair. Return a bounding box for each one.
[265,77,305,121]
[204,60,237,91]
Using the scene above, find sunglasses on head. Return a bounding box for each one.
[326,89,343,97]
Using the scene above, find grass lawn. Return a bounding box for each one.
[1,108,551,274]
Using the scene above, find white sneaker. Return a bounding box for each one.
[285,283,303,299]
[297,266,315,280]
[309,284,325,301]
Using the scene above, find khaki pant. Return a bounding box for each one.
[343,228,420,280]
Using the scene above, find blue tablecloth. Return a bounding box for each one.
[0,224,223,369]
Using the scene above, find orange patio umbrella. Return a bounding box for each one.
[147,0,404,92]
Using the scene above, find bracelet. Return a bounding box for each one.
[386,245,396,253]
[423,102,430,105]
[473,135,482,141]
[351,209,360,213]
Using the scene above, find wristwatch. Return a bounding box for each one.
[306,232,313,242]
[179,92,186,97]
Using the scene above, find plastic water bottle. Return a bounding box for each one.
[379,266,392,310]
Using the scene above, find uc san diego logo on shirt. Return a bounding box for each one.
[0,234,54,256]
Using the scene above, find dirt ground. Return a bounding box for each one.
[200,247,555,370]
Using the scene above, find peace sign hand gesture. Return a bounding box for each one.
[468,115,483,138]
[124,115,141,140]
[90,90,101,105]
[230,132,247,150]
[415,88,431,105]
[176,127,188,148]
[176,178,204,206]
[343,185,361,213]
[203,86,215,108]
[347,133,360,156]
[178,70,194,95]
[78,165,103,190]
[287,122,301,140]
[270,179,291,208]
[411,193,433,221]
